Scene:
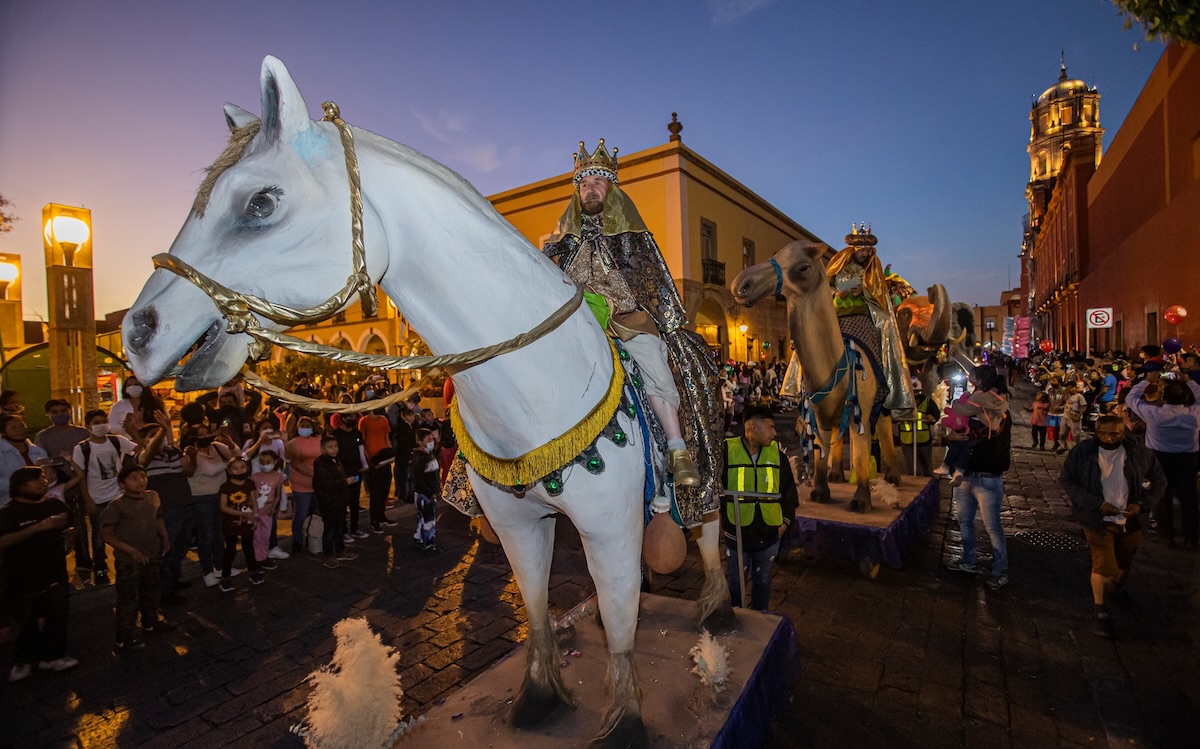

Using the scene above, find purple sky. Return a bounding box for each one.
[0,0,1164,321]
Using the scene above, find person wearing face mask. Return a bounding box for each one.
[0,466,78,682]
[249,450,286,570]
[0,415,49,509]
[217,458,264,592]
[1061,415,1165,639]
[107,376,165,440]
[285,417,321,555]
[183,425,233,587]
[410,429,440,553]
[242,420,289,559]
[70,411,137,586]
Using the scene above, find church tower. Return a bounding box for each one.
[1019,57,1102,317]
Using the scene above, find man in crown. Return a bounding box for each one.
[543,140,724,525]
[824,224,915,412]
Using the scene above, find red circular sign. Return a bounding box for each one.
[1088,309,1111,327]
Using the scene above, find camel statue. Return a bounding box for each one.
[895,284,957,396]
[732,241,901,512]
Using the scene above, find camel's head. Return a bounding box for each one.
[731,240,829,307]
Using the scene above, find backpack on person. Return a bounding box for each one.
[79,436,138,472]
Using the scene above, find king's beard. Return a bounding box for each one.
[581,196,604,216]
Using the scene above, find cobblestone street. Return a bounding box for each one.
[1,381,1197,748]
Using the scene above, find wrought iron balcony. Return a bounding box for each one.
[702,258,725,286]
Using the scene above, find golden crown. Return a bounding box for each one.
[845,222,878,248]
[573,139,619,185]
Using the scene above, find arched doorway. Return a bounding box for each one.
[0,344,126,431]
[695,297,730,362]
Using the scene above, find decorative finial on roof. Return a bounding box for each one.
[1060,50,1067,80]
[668,112,683,142]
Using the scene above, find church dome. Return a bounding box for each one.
[1037,68,1094,105]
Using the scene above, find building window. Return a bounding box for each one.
[700,219,717,261]
[1146,312,1158,347]
[741,239,755,270]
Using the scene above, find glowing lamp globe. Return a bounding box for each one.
[44,215,90,247]
[0,262,18,284]
[1039,340,1055,353]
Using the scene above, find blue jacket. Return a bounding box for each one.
[0,439,48,508]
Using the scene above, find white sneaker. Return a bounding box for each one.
[203,571,220,588]
[932,464,950,476]
[353,530,370,539]
[229,568,245,577]
[343,534,356,544]
[267,547,290,560]
[37,657,79,672]
[7,664,32,683]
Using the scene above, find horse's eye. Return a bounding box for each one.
[246,191,278,219]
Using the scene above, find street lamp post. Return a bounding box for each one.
[738,323,749,363]
[43,204,99,422]
[0,255,22,391]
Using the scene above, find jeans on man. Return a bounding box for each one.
[724,540,780,611]
[66,487,92,569]
[366,464,391,525]
[160,504,195,594]
[191,494,224,575]
[393,464,411,503]
[11,585,70,665]
[114,557,161,642]
[953,475,1008,578]
[290,491,314,553]
[88,505,110,570]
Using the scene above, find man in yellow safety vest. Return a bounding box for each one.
[722,407,799,610]
[898,387,942,477]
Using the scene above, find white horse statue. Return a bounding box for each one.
[123,56,733,748]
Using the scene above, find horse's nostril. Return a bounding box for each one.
[126,306,158,354]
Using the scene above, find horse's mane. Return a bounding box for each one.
[192,121,262,217]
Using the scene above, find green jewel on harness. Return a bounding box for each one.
[586,456,604,474]
[545,477,563,495]
[618,346,630,361]
[631,375,642,388]
[613,429,627,447]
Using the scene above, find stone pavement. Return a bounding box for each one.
[1,380,1197,748]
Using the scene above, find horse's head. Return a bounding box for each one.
[124,56,386,390]
[731,240,830,306]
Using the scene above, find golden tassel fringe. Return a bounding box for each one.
[452,342,624,487]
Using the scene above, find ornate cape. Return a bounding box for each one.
[543,185,723,526]
[824,247,915,412]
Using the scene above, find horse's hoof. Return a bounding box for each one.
[699,602,737,635]
[511,677,571,728]
[811,487,832,504]
[885,472,902,486]
[590,711,649,749]
[847,499,870,513]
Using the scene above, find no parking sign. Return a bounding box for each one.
[1086,308,1113,329]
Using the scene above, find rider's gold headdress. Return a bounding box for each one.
[573,139,619,185]
[845,222,878,249]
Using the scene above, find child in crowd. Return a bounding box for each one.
[250,450,286,571]
[101,465,171,652]
[934,374,1009,486]
[1029,392,1050,450]
[0,466,77,680]
[217,458,263,592]
[410,428,440,553]
[313,435,358,569]
[1062,382,1088,452]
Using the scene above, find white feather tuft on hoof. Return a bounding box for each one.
[689,630,731,692]
[870,477,900,509]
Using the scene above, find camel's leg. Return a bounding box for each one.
[692,512,736,633]
[811,428,833,504]
[827,428,846,483]
[877,415,902,485]
[847,427,873,513]
[475,493,572,727]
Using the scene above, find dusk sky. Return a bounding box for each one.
[0,0,1164,321]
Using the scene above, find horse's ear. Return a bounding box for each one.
[223,103,259,133]
[259,55,311,142]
